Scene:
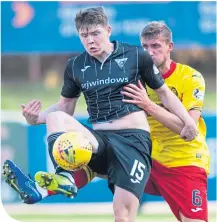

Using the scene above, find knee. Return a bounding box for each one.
[45,112,67,136]
[113,205,129,222]
[46,111,66,122]
[46,111,76,134]
[113,187,139,222]
[46,111,77,125]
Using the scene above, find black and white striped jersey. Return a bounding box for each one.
[61,41,164,123]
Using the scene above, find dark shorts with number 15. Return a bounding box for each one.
[85,127,152,200]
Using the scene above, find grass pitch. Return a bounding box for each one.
[10,213,217,222]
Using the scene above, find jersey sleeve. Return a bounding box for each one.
[139,48,164,89]
[182,71,205,111]
[61,57,81,98]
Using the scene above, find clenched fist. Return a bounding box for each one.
[21,100,42,125]
[180,121,199,142]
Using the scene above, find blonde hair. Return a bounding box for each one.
[140,21,172,42]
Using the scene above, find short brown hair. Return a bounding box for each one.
[140,21,172,42]
[75,6,108,31]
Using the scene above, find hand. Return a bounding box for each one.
[21,100,42,125]
[121,80,152,110]
[180,121,199,142]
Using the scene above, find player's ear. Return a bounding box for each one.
[107,25,112,36]
[168,42,174,53]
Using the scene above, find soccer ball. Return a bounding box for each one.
[52,132,92,171]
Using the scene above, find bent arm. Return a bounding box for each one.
[37,96,78,124]
[145,101,184,134]
[155,84,194,125]
[146,102,201,134]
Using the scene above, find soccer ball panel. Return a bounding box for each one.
[52,132,92,171]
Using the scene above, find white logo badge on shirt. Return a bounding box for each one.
[115,58,128,69]
[81,66,91,72]
[193,89,204,100]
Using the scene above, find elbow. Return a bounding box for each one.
[56,101,72,115]
[57,98,76,116]
[67,108,75,116]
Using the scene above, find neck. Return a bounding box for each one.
[94,42,114,63]
[158,58,172,75]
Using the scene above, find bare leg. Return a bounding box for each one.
[113,186,139,222]
[46,111,99,152]
[33,111,100,199]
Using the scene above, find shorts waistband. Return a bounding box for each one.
[98,128,150,136]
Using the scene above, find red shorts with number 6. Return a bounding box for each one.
[144,160,208,221]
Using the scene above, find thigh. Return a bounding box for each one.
[108,131,152,200]
[46,111,108,174]
[152,161,208,221]
[46,111,99,150]
[84,127,109,175]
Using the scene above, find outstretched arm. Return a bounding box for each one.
[22,57,81,125]
[37,96,78,124]
[154,84,198,140]
[21,97,79,125]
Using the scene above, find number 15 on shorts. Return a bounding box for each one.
[130,159,146,184]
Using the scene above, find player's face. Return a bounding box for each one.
[78,25,111,57]
[140,34,173,68]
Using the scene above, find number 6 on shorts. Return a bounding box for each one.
[192,189,202,206]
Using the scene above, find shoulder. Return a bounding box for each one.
[67,52,87,67]
[120,42,144,53]
[120,42,140,49]
[123,43,151,60]
[117,41,151,58]
[176,63,204,80]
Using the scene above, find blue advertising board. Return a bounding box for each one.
[1,1,216,53]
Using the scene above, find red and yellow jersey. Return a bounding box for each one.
[147,61,210,174]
